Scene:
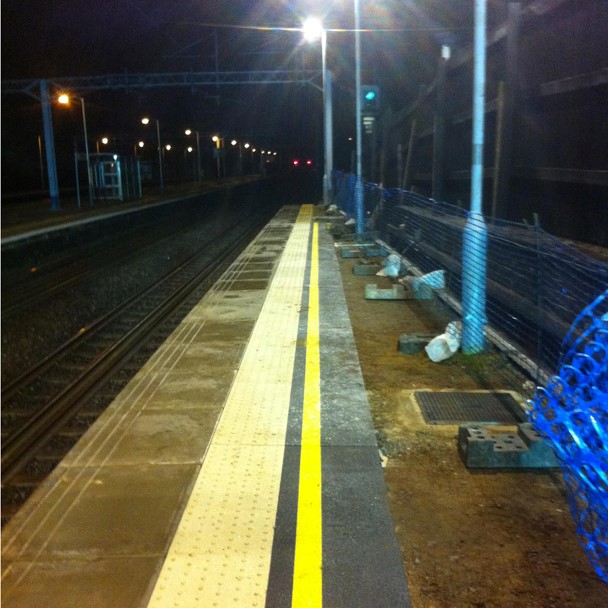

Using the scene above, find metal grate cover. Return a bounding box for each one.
[415,391,525,425]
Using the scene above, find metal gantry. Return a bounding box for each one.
[1,70,321,95]
[2,69,326,209]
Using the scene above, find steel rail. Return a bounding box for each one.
[1,208,273,485]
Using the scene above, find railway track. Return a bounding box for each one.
[1,206,207,318]
[1,205,277,524]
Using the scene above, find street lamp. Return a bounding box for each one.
[58,93,93,206]
[303,17,333,206]
[185,128,201,181]
[133,140,145,156]
[244,142,252,174]
[141,116,164,192]
[212,135,224,179]
[231,139,244,176]
[96,136,109,153]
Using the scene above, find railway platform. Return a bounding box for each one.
[1,179,250,244]
[1,204,411,607]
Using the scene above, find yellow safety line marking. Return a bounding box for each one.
[292,222,323,607]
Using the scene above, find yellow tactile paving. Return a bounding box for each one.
[146,205,313,608]
[0,207,303,601]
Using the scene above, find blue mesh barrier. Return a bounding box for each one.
[529,291,608,582]
[332,170,608,382]
[332,169,608,581]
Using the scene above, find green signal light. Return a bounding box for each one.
[365,91,376,101]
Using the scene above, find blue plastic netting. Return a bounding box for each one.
[529,290,608,581]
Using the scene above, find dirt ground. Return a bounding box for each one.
[336,250,608,607]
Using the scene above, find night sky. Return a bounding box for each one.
[2,1,508,190]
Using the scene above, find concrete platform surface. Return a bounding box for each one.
[1,204,410,608]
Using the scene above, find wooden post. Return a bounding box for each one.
[402,119,417,191]
[371,119,378,183]
[432,52,448,201]
[491,81,506,219]
[380,108,391,187]
[494,2,521,218]
[397,143,403,189]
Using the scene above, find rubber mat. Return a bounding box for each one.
[415,391,525,425]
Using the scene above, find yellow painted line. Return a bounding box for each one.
[292,222,323,607]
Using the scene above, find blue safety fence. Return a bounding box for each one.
[332,170,608,579]
[530,291,608,581]
[331,170,608,387]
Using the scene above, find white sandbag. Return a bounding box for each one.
[412,269,445,299]
[383,254,402,277]
[413,269,445,290]
[425,334,454,362]
[425,321,462,362]
[444,321,462,351]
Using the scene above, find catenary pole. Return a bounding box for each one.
[40,80,61,210]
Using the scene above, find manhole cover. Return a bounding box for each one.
[415,391,525,425]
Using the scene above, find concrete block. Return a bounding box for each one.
[341,244,387,258]
[353,264,383,276]
[398,333,436,354]
[365,283,415,300]
[458,423,559,469]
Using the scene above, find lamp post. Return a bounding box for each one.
[58,93,93,206]
[303,17,334,206]
[142,117,164,192]
[96,136,109,153]
[231,139,244,176]
[185,145,194,176]
[212,135,224,179]
[244,142,251,174]
[354,0,364,234]
[185,129,201,181]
